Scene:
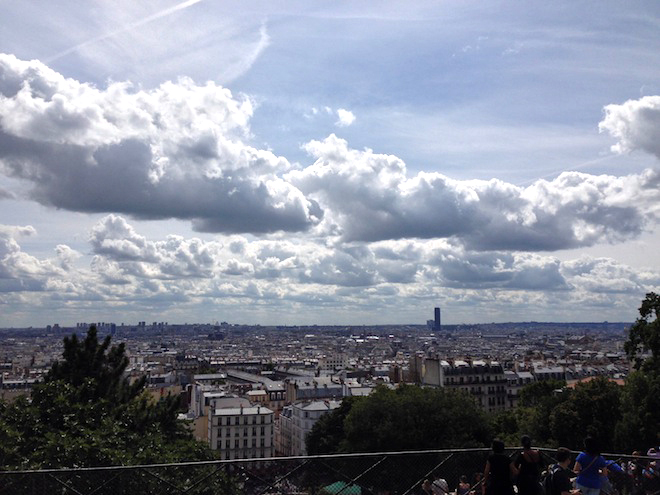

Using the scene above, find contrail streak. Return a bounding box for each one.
[46,0,203,63]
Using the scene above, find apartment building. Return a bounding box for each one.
[277,400,341,456]
[318,353,348,373]
[409,355,510,413]
[442,360,509,413]
[208,405,274,460]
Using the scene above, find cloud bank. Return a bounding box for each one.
[0,216,657,324]
[1,54,658,255]
[291,135,659,249]
[0,54,321,234]
[0,54,659,324]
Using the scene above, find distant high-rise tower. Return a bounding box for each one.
[434,307,441,332]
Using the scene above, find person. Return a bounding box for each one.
[628,452,646,495]
[515,435,544,495]
[483,439,517,495]
[470,472,483,495]
[457,475,471,495]
[599,460,622,495]
[432,475,450,495]
[547,447,581,495]
[574,437,623,495]
[640,458,659,495]
[421,479,433,495]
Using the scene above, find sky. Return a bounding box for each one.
[0,0,659,327]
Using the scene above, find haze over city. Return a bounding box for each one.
[0,1,659,327]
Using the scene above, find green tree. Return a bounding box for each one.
[311,385,491,454]
[515,379,567,446]
[0,326,214,469]
[615,293,660,451]
[306,397,357,454]
[518,379,566,408]
[46,326,145,403]
[489,409,520,446]
[614,370,660,452]
[624,292,660,372]
[548,377,621,451]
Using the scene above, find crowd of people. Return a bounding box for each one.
[420,437,659,495]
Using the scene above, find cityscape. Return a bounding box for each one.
[0,1,659,493]
[0,308,634,460]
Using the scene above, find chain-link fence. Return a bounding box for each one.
[0,448,657,495]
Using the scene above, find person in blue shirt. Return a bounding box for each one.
[573,437,623,495]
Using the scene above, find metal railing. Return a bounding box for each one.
[0,448,656,495]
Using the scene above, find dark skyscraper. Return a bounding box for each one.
[434,307,441,331]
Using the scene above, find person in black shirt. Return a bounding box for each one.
[550,448,581,495]
[515,435,544,495]
[483,439,518,495]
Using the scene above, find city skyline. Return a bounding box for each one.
[0,1,659,327]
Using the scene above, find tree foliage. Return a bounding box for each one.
[46,326,145,404]
[625,292,660,372]
[611,292,660,452]
[549,377,621,452]
[512,379,567,446]
[306,385,491,454]
[614,370,660,452]
[306,397,356,454]
[0,326,213,469]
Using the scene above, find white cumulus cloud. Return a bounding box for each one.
[599,95,660,159]
[335,108,356,127]
[289,134,659,250]
[0,54,321,234]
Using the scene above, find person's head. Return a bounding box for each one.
[432,478,449,495]
[460,475,468,483]
[556,447,571,465]
[473,472,483,482]
[584,436,600,456]
[521,435,532,449]
[492,439,505,454]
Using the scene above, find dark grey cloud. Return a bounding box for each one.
[0,187,14,200]
[440,252,516,288]
[0,54,321,234]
